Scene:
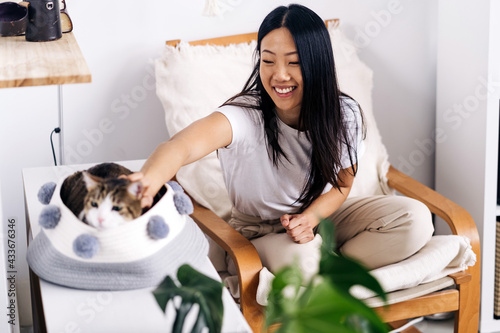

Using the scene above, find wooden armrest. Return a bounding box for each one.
[386,165,480,314]
[190,201,264,332]
[386,166,480,258]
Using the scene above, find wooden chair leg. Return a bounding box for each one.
[454,279,480,333]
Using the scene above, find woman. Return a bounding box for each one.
[134,4,433,280]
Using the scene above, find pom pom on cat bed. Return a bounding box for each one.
[39,205,61,229]
[147,216,170,240]
[27,178,208,291]
[73,234,100,259]
[38,181,57,205]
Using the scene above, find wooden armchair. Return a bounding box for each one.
[160,21,480,333]
[189,166,480,333]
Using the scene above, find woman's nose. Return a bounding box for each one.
[273,64,290,81]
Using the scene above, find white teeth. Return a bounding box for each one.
[275,87,294,94]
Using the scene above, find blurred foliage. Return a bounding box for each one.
[265,220,388,333]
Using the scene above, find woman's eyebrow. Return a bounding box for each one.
[261,49,298,56]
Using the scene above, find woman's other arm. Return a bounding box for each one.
[280,165,355,243]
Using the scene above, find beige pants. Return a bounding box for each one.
[224,195,434,281]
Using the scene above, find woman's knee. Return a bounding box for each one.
[396,197,434,254]
[251,233,321,281]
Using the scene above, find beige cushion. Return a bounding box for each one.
[155,23,393,221]
[364,277,455,308]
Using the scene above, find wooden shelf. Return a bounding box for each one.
[0,32,91,88]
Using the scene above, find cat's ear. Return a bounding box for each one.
[127,181,144,199]
[82,172,102,190]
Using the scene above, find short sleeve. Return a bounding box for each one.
[215,104,263,152]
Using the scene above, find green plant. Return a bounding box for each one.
[265,220,388,333]
[154,220,388,333]
[153,264,224,333]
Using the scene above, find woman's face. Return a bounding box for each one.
[259,27,303,128]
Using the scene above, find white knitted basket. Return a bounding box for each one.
[27,179,208,291]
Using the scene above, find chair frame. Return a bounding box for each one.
[169,21,481,333]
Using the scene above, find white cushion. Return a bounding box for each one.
[328,24,393,197]
[155,23,393,220]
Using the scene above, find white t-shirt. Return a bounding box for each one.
[216,96,365,220]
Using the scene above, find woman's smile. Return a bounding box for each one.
[274,86,297,95]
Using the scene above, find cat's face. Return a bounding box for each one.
[82,172,143,229]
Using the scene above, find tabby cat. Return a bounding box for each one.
[61,163,143,229]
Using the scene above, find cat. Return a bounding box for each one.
[79,172,144,229]
[61,163,143,229]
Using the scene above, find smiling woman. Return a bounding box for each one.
[221,4,362,214]
[136,3,434,296]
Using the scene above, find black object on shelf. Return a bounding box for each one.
[0,2,28,37]
[26,0,62,42]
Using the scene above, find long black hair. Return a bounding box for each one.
[223,4,365,210]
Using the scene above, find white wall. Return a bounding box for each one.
[435,1,500,331]
[0,0,438,327]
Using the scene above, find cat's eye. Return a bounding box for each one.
[112,206,122,212]
[91,201,98,208]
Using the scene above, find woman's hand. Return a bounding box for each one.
[130,112,232,209]
[280,213,318,244]
[126,172,155,208]
[281,166,356,243]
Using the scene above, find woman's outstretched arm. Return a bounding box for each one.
[134,112,232,207]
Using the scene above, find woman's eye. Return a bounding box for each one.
[112,206,122,212]
[91,202,98,208]
[289,61,300,65]
[262,59,273,64]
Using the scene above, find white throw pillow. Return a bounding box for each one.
[328,24,393,197]
[155,23,393,221]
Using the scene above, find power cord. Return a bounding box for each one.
[50,127,61,166]
[388,317,424,333]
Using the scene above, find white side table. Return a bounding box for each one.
[23,160,252,333]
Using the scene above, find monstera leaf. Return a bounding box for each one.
[265,220,388,333]
[153,264,224,333]
[318,221,387,304]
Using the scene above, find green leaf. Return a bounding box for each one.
[267,278,387,333]
[318,219,337,257]
[173,302,193,333]
[265,265,304,330]
[303,281,387,333]
[176,264,224,333]
[318,220,387,303]
[152,264,224,333]
[153,276,180,312]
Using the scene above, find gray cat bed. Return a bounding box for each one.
[27,178,209,291]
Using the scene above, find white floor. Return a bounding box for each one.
[20,317,455,333]
[20,316,456,333]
